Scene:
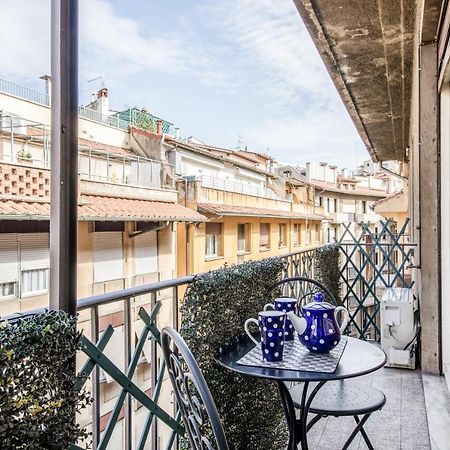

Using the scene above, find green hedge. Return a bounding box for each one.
[0,310,91,449]
[180,257,287,449]
[314,243,342,304]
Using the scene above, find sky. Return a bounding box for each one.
[0,0,369,168]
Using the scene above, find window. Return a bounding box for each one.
[260,223,271,250]
[205,223,222,257]
[0,233,51,299]
[0,234,18,299]
[362,200,367,213]
[306,224,311,244]
[0,282,16,297]
[278,223,287,247]
[334,198,338,212]
[134,231,157,276]
[319,196,323,207]
[20,233,50,296]
[293,223,301,246]
[327,227,331,243]
[237,223,250,254]
[21,268,49,295]
[93,231,124,282]
[315,224,320,242]
[326,197,330,213]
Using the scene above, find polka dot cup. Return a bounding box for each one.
[244,311,286,362]
[264,297,297,341]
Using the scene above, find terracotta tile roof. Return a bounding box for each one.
[197,203,323,220]
[165,138,276,178]
[373,190,404,206]
[310,180,387,197]
[0,195,206,222]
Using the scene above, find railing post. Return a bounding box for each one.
[150,291,158,450]
[91,306,100,449]
[124,298,133,449]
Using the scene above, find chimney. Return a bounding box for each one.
[95,88,109,115]
[156,120,163,135]
[174,127,180,140]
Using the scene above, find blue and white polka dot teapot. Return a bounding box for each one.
[287,292,349,353]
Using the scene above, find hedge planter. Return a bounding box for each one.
[181,257,287,449]
[0,310,90,449]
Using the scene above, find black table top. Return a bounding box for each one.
[215,336,386,382]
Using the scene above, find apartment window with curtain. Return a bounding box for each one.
[237,223,250,254]
[205,222,223,257]
[294,223,301,246]
[306,223,311,244]
[260,223,271,250]
[278,223,287,248]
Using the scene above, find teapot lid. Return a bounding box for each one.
[304,292,335,310]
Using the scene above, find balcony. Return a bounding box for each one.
[198,174,289,202]
[3,222,441,450]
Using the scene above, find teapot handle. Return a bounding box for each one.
[244,318,260,346]
[334,306,349,333]
[263,303,274,311]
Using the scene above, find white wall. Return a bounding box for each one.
[440,82,450,392]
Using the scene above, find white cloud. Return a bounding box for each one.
[0,0,51,80]
[203,0,335,103]
[243,106,368,168]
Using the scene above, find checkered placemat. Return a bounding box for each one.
[237,337,348,373]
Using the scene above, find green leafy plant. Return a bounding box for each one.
[180,257,287,449]
[314,243,342,304]
[0,310,91,449]
[16,150,32,160]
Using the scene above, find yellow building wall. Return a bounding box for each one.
[180,217,322,275]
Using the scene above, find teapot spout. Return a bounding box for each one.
[286,312,307,335]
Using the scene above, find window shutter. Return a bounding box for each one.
[20,233,50,271]
[93,232,124,283]
[0,234,18,283]
[134,231,157,276]
[260,224,270,246]
[206,223,221,235]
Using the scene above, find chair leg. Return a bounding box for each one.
[342,413,372,450]
[353,415,374,450]
[307,414,323,432]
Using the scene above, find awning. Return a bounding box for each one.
[0,195,206,222]
[197,203,323,220]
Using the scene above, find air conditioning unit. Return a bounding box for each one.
[380,287,418,369]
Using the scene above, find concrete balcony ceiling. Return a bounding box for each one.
[293,0,416,162]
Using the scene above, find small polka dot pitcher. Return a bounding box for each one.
[244,311,286,362]
[287,292,349,353]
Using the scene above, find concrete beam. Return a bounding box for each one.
[419,42,441,374]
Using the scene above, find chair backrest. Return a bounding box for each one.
[161,327,229,450]
[263,276,338,309]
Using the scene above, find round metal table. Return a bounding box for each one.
[216,336,386,450]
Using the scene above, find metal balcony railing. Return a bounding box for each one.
[114,108,174,136]
[198,175,288,201]
[71,248,318,449]
[0,78,50,106]
[78,106,129,130]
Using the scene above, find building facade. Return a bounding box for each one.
[164,138,324,276]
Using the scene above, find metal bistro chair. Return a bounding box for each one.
[264,276,386,450]
[161,327,229,450]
